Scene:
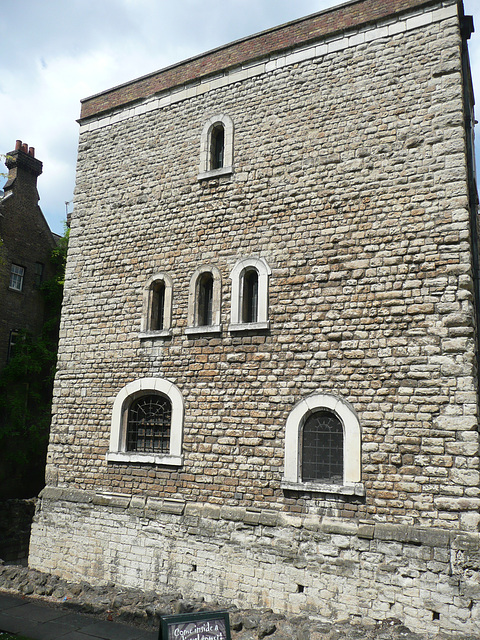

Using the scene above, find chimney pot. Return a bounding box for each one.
[21,143,28,153]
[28,147,35,157]
[15,140,22,151]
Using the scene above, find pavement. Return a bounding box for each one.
[0,592,158,640]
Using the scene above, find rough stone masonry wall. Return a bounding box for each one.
[29,487,480,636]
[30,2,480,637]
[43,5,479,528]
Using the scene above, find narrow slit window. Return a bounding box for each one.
[151,281,166,330]
[198,273,214,326]
[211,125,225,170]
[302,410,343,484]
[242,269,259,323]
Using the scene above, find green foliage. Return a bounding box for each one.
[0,227,69,499]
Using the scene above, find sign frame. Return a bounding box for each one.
[158,610,232,640]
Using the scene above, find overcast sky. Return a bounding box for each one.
[1,0,479,236]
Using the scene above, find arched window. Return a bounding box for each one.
[151,281,166,331]
[198,272,214,326]
[211,124,225,170]
[199,114,234,179]
[126,394,172,454]
[302,410,343,484]
[229,257,270,332]
[140,273,173,337]
[186,265,222,335]
[282,394,363,495]
[107,377,184,466]
[242,268,259,323]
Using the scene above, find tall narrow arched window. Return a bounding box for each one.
[151,281,166,331]
[199,114,234,179]
[198,272,214,326]
[140,273,173,337]
[186,265,222,335]
[242,268,259,323]
[229,257,270,332]
[211,124,225,170]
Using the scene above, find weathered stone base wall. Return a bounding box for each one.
[0,499,36,563]
[29,487,480,637]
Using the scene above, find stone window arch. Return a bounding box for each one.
[107,377,184,466]
[198,114,234,179]
[229,257,270,332]
[140,273,173,338]
[186,265,222,335]
[282,393,364,496]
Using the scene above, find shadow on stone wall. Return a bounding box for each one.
[0,499,36,564]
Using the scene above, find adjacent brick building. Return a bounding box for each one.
[30,0,480,634]
[0,141,59,368]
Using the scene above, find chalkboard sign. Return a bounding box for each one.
[159,611,231,640]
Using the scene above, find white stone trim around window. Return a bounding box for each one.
[198,114,234,179]
[228,257,271,332]
[139,272,173,338]
[107,377,184,466]
[282,393,364,495]
[186,265,222,334]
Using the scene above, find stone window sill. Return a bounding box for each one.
[228,321,270,333]
[139,330,172,340]
[106,451,183,466]
[197,166,233,181]
[281,480,366,496]
[185,325,222,336]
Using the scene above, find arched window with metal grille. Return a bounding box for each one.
[107,377,184,466]
[301,409,343,484]
[126,394,172,454]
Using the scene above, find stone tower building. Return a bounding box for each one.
[30,0,480,634]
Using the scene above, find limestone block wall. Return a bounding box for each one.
[30,487,480,636]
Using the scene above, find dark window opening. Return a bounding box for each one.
[198,273,213,326]
[127,394,172,454]
[242,269,258,323]
[7,330,19,363]
[302,410,343,484]
[34,262,44,288]
[211,125,225,170]
[151,281,166,330]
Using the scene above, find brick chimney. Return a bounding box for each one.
[3,140,43,196]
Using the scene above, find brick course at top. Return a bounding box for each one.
[79,0,439,121]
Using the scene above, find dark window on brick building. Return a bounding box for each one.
[7,330,19,363]
[301,410,343,484]
[34,262,44,288]
[126,394,172,454]
[9,264,25,291]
